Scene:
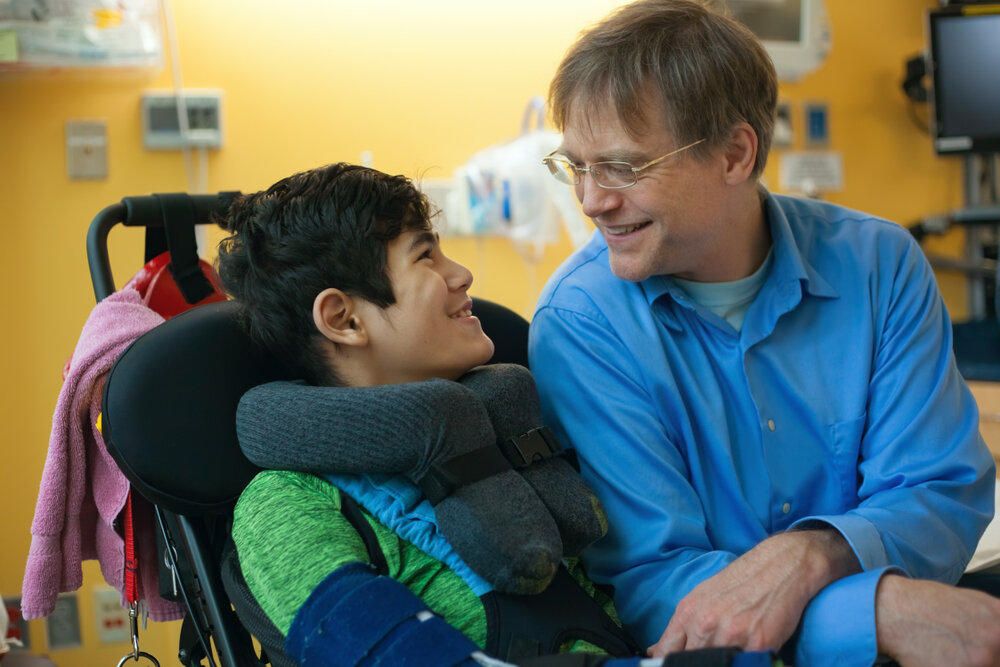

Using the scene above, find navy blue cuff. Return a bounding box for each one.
[286,562,477,665]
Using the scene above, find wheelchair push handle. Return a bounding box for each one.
[87,191,240,302]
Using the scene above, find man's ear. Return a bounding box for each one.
[313,288,368,347]
[722,121,758,185]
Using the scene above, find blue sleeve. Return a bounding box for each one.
[790,236,994,584]
[793,567,901,667]
[529,304,737,646]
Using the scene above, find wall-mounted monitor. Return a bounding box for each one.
[928,6,1000,155]
[725,0,831,82]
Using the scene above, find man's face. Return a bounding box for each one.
[357,229,495,384]
[560,102,733,283]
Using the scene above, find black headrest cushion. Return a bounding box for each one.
[101,300,294,515]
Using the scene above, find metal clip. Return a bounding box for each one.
[116,602,160,667]
[163,546,179,598]
[116,652,161,667]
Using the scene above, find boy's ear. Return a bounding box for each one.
[313,288,368,347]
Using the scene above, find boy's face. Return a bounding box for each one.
[357,229,495,384]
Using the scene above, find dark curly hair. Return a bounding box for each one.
[216,162,433,385]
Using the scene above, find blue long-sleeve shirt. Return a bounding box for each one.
[529,192,995,666]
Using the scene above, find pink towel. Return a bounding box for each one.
[22,288,185,621]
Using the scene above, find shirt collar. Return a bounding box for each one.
[762,190,838,300]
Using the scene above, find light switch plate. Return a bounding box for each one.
[66,120,108,180]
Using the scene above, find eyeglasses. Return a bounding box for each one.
[541,138,706,190]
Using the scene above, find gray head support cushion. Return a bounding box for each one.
[235,363,607,595]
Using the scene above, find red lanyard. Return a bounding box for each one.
[118,490,160,667]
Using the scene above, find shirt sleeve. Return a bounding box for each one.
[232,470,371,635]
[529,303,738,646]
[790,235,995,584]
[793,567,901,667]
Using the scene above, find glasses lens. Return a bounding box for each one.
[592,162,636,189]
[545,158,579,185]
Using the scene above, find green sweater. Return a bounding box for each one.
[232,469,620,653]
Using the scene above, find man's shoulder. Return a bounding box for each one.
[771,193,908,238]
[770,193,917,259]
[535,233,640,318]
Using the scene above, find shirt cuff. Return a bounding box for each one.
[790,514,892,572]
[794,566,902,667]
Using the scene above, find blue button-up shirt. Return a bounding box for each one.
[529,192,995,666]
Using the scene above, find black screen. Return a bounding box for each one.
[929,9,1000,154]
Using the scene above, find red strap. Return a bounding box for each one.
[124,491,139,604]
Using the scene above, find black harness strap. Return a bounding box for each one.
[482,565,641,662]
[156,193,215,305]
[418,445,512,505]
[419,427,572,505]
[338,490,389,576]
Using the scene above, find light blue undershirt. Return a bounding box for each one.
[529,191,995,666]
[671,248,774,333]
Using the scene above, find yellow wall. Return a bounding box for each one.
[0,1,969,664]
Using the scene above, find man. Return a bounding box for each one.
[528,1,1000,665]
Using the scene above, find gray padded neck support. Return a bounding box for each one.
[236,373,561,594]
[235,365,608,592]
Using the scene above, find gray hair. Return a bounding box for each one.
[549,0,777,177]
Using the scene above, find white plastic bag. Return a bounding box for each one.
[446,98,591,256]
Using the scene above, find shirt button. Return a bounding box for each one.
[782,502,791,514]
[767,419,776,431]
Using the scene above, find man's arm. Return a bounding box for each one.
[649,527,860,656]
[875,575,1000,667]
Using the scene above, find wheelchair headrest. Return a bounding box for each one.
[101,300,294,516]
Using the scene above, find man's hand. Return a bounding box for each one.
[648,528,860,657]
[876,575,1000,667]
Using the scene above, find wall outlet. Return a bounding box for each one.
[93,587,130,644]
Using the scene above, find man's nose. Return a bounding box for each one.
[578,175,622,219]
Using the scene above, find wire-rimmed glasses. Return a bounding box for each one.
[542,138,706,189]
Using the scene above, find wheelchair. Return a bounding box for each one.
[88,191,530,666]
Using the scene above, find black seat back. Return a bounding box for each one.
[102,301,294,515]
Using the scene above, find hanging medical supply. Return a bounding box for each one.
[445,97,591,254]
[0,0,162,71]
